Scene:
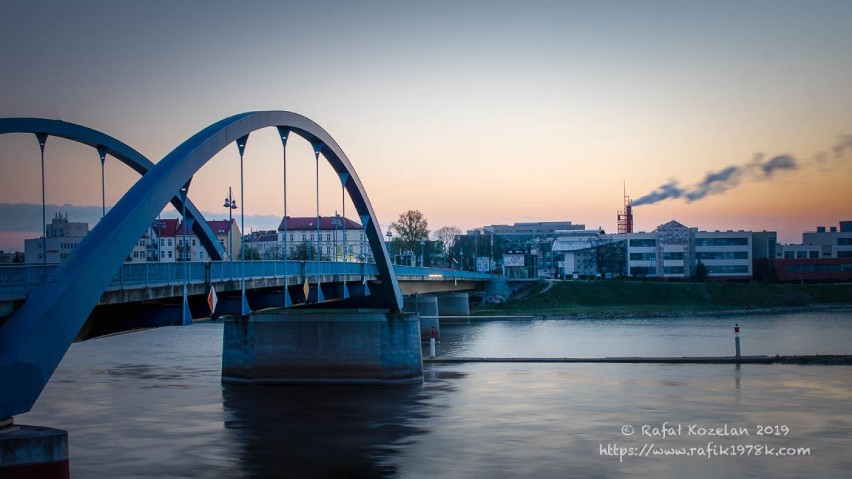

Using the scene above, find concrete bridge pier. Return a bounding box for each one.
[403,295,439,342]
[222,309,423,385]
[437,292,469,317]
[0,419,69,478]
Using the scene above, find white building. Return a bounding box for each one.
[126,235,148,263]
[277,216,369,262]
[24,213,88,264]
[623,220,758,280]
[552,229,622,278]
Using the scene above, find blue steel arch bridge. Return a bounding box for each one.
[0,112,494,420]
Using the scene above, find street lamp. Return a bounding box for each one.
[386,229,393,263]
[332,213,341,262]
[223,187,237,278]
[153,217,164,262]
[180,186,192,326]
[420,237,425,268]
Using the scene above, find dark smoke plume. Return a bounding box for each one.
[633,146,821,207]
[632,134,850,207]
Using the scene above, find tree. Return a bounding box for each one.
[239,244,260,260]
[391,210,429,253]
[694,260,709,282]
[291,241,314,261]
[594,239,626,278]
[433,226,461,265]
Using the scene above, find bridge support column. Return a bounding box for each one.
[437,293,469,317]
[0,420,69,478]
[403,295,440,342]
[222,309,423,384]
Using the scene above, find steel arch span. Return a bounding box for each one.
[0,111,402,419]
[0,118,226,260]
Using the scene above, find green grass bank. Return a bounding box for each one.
[481,281,852,316]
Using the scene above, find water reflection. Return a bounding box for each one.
[16,317,852,478]
[222,384,429,478]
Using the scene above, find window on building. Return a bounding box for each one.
[705,265,749,274]
[290,234,294,241]
[663,266,684,275]
[310,234,314,241]
[796,251,807,259]
[838,251,852,258]
[629,266,654,276]
[168,251,172,258]
[160,239,165,246]
[192,239,196,246]
[629,239,656,247]
[784,251,794,259]
[663,252,685,260]
[696,251,749,260]
[838,238,852,246]
[168,239,173,246]
[326,234,331,241]
[629,252,655,261]
[695,237,749,247]
[809,251,819,259]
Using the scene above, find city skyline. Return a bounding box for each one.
[1,1,851,250]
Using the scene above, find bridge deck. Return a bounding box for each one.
[0,261,493,303]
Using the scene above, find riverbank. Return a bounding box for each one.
[476,281,852,317]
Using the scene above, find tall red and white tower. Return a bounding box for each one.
[617,186,633,234]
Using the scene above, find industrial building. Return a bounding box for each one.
[775,222,852,281]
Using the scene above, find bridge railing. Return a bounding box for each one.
[0,264,56,300]
[392,265,494,280]
[0,261,492,301]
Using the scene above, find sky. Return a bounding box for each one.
[1,0,851,251]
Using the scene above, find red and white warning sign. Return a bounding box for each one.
[207,286,218,315]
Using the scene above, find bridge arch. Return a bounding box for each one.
[0,111,401,418]
[0,118,225,260]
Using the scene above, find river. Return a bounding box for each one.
[18,309,852,478]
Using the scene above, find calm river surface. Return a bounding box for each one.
[19,309,852,478]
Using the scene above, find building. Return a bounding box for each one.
[143,218,240,263]
[775,221,852,282]
[277,216,368,262]
[623,220,762,281]
[465,221,587,278]
[24,213,89,263]
[552,229,624,279]
[126,234,148,263]
[207,220,241,261]
[147,218,179,262]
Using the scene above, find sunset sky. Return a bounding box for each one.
[1,0,851,251]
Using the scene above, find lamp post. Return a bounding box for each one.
[333,214,341,262]
[153,216,164,262]
[386,229,393,264]
[180,186,191,326]
[36,133,47,265]
[223,187,237,279]
[420,237,425,268]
